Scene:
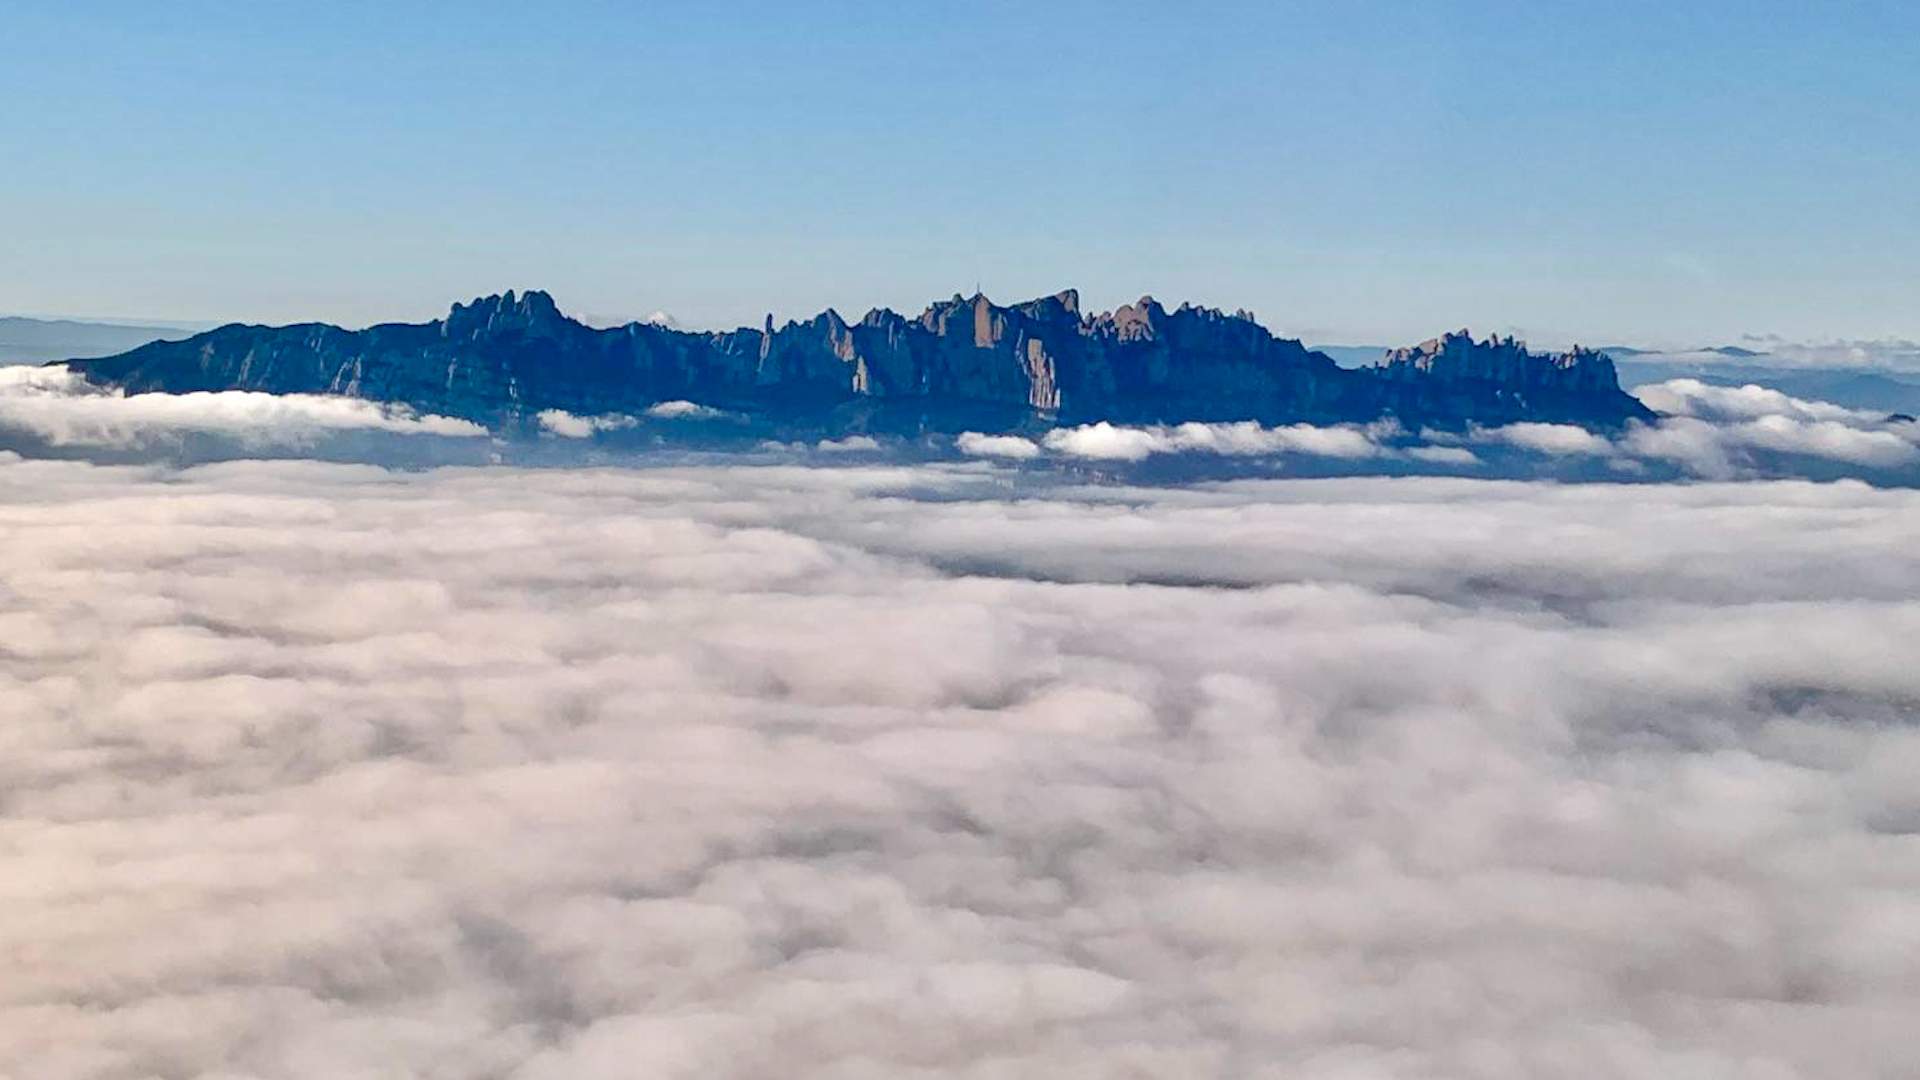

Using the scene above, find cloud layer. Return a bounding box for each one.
[4,458,1918,1078]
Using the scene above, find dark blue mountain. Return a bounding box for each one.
[62,289,1652,434]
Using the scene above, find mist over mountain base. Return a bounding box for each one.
[4,457,1918,1078]
[3,365,1918,486]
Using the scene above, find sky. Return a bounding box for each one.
[2,0,1915,345]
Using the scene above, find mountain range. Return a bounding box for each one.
[1,316,196,366]
[60,289,1653,434]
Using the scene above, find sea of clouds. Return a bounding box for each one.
[4,451,1919,1078]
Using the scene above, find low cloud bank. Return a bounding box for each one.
[0,365,484,447]
[954,379,1920,481]
[1636,378,1878,423]
[3,459,1918,1078]
[0,363,487,443]
[5,367,1917,483]
[1039,420,1384,462]
[1746,336,1920,371]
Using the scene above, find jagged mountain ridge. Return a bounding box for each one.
[62,289,1652,433]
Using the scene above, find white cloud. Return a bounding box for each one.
[4,459,1920,1077]
[1618,416,1738,478]
[1636,378,1874,423]
[643,400,729,420]
[535,410,640,438]
[1621,380,1920,475]
[1042,421,1166,461]
[815,435,881,453]
[1731,414,1918,467]
[0,365,485,447]
[1404,444,1481,466]
[957,432,1043,459]
[1475,421,1614,456]
[1041,420,1382,462]
[1166,419,1381,458]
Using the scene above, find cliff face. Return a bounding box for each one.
[62,290,1652,432]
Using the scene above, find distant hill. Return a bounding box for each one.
[1598,344,1767,361]
[1616,359,1920,414]
[1307,344,1390,369]
[0,317,194,365]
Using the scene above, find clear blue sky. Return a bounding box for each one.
[2,0,1914,345]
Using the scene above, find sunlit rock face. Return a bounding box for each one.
[64,289,1652,433]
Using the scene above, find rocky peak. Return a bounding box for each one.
[1006,289,1083,328]
[971,293,1003,348]
[1171,301,1256,326]
[443,289,568,342]
[1380,328,1621,390]
[1096,296,1165,342]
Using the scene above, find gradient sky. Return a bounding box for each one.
[3,0,1915,345]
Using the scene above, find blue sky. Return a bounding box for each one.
[2,0,1914,345]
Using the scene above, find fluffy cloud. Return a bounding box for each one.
[1404,444,1481,466]
[1041,420,1168,461]
[3,458,1919,1078]
[643,400,730,420]
[0,365,485,447]
[1039,420,1383,462]
[1635,378,1876,423]
[1473,421,1614,456]
[815,435,881,453]
[956,432,1043,460]
[535,410,639,438]
[1618,380,1920,477]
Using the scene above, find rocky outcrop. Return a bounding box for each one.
[61,289,1652,433]
[1369,330,1637,427]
